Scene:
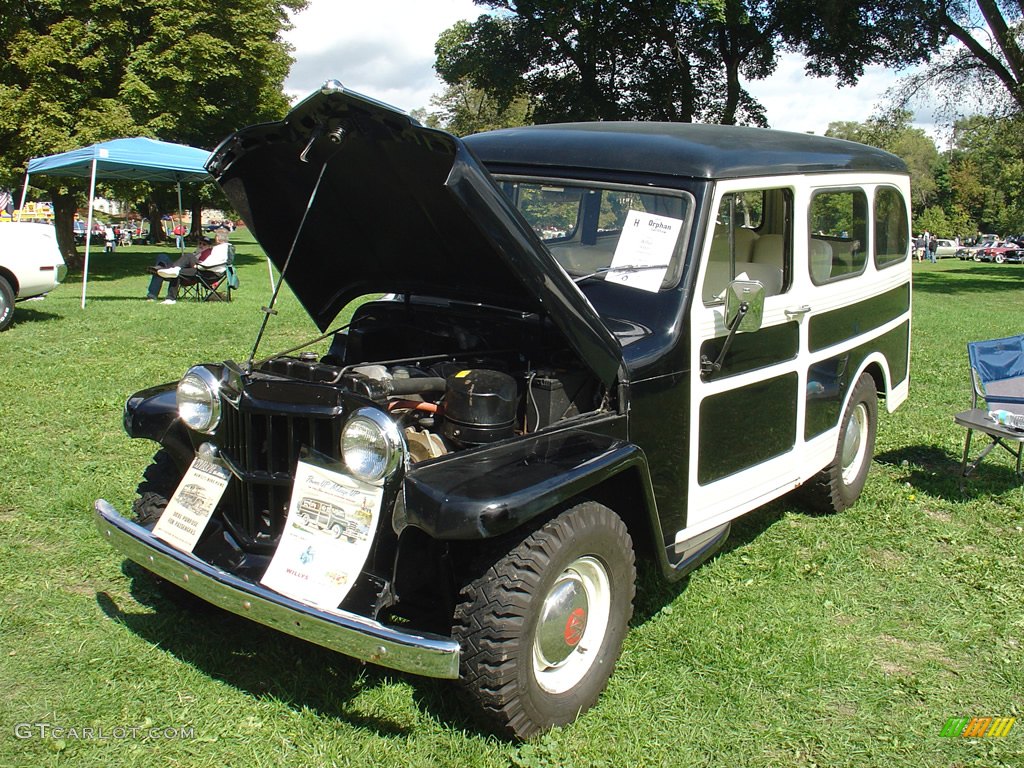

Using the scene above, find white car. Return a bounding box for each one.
[935,238,958,258]
[0,222,67,331]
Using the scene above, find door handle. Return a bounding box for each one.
[784,304,812,319]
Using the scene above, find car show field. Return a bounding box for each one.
[0,233,1020,767]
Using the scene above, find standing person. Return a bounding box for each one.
[173,222,185,249]
[920,230,930,261]
[928,235,938,263]
[104,225,116,254]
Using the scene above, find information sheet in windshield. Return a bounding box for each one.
[605,210,682,292]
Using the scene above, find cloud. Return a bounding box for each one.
[283,0,481,111]
[745,54,902,134]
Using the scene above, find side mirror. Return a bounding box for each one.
[701,279,765,377]
[725,279,764,333]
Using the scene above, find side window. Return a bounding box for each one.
[808,189,868,284]
[702,188,791,304]
[874,186,909,268]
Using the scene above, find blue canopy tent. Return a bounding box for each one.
[20,138,212,307]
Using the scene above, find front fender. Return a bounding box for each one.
[402,428,653,540]
[123,383,194,467]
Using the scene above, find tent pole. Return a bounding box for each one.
[17,174,30,222]
[176,180,185,256]
[267,255,276,293]
[82,158,98,309]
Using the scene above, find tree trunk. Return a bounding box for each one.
[144,196,163,245]
[51,191,81,270]
[190,196,203,245]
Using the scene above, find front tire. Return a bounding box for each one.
[131,449,209,608]
[453,502,635,740]
[797,372,878,514]
[133,449,184,526]
[0,276,15,332]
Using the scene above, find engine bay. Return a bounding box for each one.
[256,299,609,463]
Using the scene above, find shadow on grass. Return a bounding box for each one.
[632,500,788,624]
[97,563,464,738]
[10,305,61,327]
[96,494,800,741]
[876,443,1023,497]
[911,265,1024,294]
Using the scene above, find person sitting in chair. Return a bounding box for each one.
[146,234,229,303]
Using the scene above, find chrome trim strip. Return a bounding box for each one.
[94,499,460,679]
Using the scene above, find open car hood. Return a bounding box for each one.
[206,83,623,386]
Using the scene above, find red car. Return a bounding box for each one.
[976,241,1020,263]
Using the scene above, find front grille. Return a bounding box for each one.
[217,399,342,551]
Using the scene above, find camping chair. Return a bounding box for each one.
[954,333,1024,479]
[178,243,237,302]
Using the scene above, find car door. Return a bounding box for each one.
[685,180,807,532]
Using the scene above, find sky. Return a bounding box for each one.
[282,0,912,136]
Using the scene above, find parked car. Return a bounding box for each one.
[976,241,1020,263]
[957,240,997,259]
[934,238,958,258]
[0,222,67,331]
[95,84,912,739]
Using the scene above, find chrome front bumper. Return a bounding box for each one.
[94,500,460,679]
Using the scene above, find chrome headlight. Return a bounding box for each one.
[341,408,403,482]
[176,366,222,434]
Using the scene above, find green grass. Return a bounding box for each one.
[1,248,1021,767]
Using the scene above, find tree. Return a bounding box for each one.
[0,0,305,265]
[422,81,530,136]
[947,114,1024,233]
[435,1,934,127]
[826,112,940,211]
[826,110,1024,236]
[890,2,1024,122]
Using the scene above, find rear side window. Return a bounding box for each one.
[808,189,868,284]
[874,187,909,268]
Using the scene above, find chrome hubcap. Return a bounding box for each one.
[533,556,611,694]
[841,403,869,485]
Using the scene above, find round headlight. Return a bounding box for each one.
[341,408,403,482]
[177,366,222,434]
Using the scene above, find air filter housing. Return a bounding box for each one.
[443,369,517,446]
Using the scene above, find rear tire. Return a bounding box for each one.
[453,502,635,740]
[0,276,15,332]
[797,372,877,514]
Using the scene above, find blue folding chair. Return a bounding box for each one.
[955,333,1024,479]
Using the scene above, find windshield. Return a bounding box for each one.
[496,177,693,292]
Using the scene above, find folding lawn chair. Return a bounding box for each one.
[954,333,1024,479]
[178,243,237,302]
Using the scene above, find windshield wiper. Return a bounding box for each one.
[573,264,669,283]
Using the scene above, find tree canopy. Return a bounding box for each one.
[891,1,1024,122]
[0,0,306,261]
[433,0,934,127]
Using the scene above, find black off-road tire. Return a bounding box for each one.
[132,449,184,527]
[453,502,635,740]
[130,449,209,609]
[797,372,878,514]
[0,276,15,332]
